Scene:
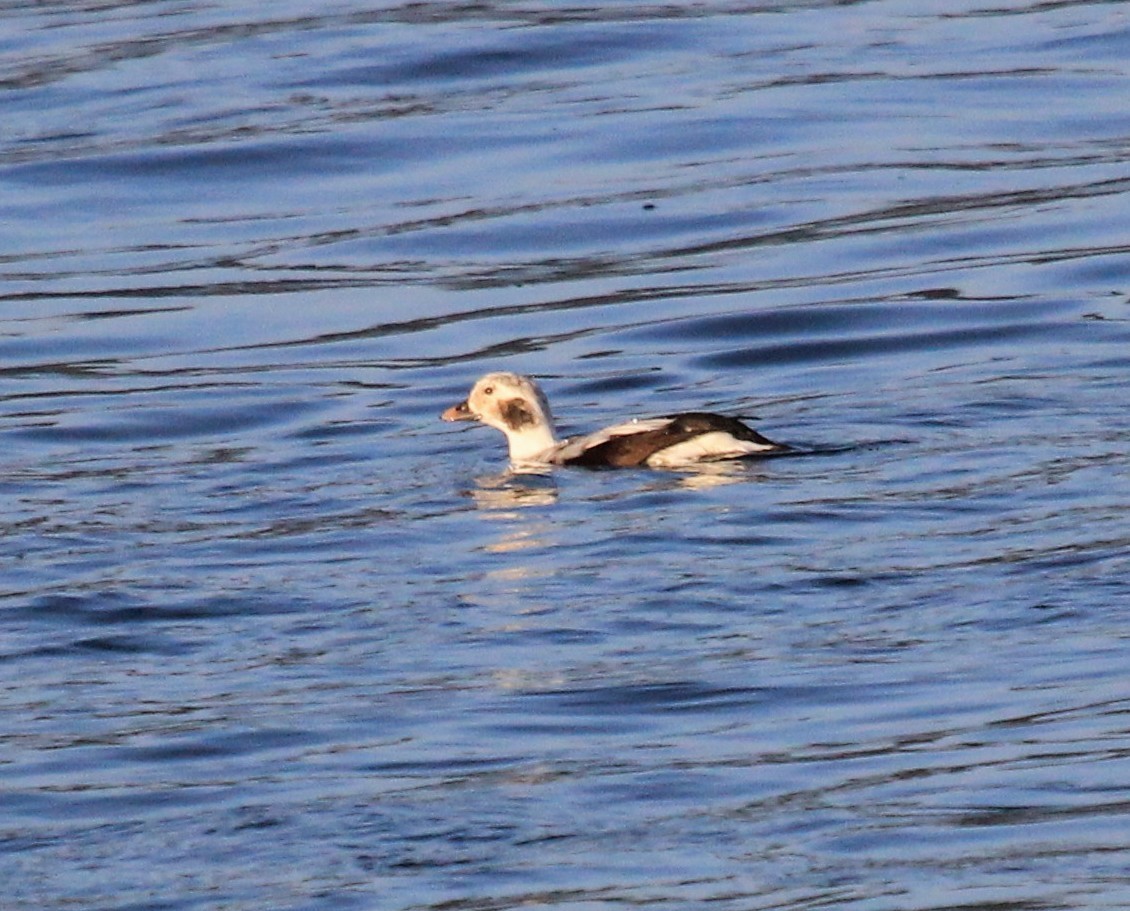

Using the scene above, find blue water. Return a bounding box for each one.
[2,1,1129,909]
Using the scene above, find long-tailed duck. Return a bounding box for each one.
[441,372,789,468]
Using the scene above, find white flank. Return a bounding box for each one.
[645,432,778,468]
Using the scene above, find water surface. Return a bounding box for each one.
[2,1,1129,909]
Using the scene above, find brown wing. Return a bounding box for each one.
[562,423,695,467]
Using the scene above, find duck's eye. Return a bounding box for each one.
[483,386,494,395]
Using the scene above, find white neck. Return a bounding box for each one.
[505,423,559,463]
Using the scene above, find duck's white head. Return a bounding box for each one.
[442,372,559,463]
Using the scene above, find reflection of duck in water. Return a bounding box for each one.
[442,372,790,469]
[467,471,559,511]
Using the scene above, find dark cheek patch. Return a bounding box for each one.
[500,399,537,430]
